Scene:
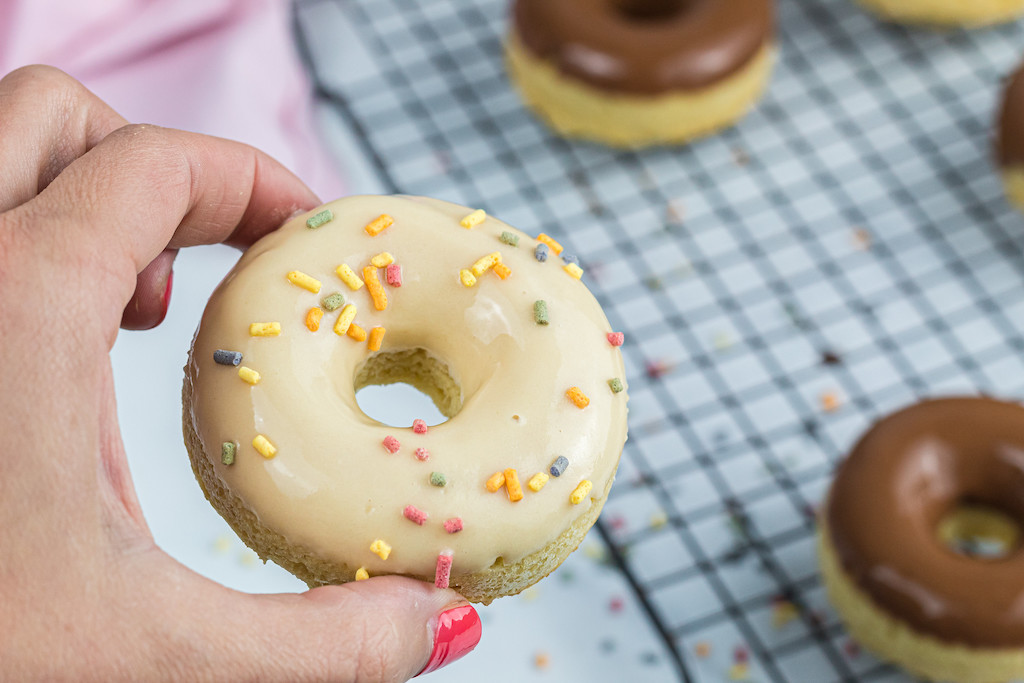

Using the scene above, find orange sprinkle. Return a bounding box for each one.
[504,468,523,502]
[368,326,386,352]
[364,214,393,236]
[537,233,564,255]
[694,642,712,658]
[363,265,388,311]
[566,386,590,409]
[493,263,511,280]
[347,323,367,342]
[305,307,323,332]
[486,471,506,493]
[821,390,842,413]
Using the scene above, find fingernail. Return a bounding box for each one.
[416,602,481,676]
[161,269,174,312]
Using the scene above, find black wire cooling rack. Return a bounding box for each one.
[292,0,1024,680]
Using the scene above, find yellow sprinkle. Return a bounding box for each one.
[566,386,590,409]
[354,567,369,581]
[286,270,321,293]
[537,233,564,255]
[237,366,261,385]
[249,322,281,337]
[305,307,323,332]
[364,265,388,311]
[460,209,486,228]
[527,472,549,492]
[370,252,394,267]
[486,471,506,492]
[650,511,668,529]
[471,252,502,277]
[213,535,232,554]
[252,434,277,459]
[570,480,593,505]
[729,663,750,681]
[493,263,511,280]
[367,326,386,352]
[459,269,477,287]
[364,214,393,236]
[370,538,392,560]
[334,303,357,336]
[505,468,523,502]
[773,600,799,629]
[563,262,584,280]
[347,323,367,342]
[336,264,364,290]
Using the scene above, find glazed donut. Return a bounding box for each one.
[855,0,1024,26]
[998,62,1024,212]
[182,195,628,603]
[506,0,775,148]
[820,397,1024,683]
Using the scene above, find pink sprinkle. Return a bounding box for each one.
[414,447,430,461]
[386,264,403,287]
[607,332,624,347]
[444,517,463,534]
[383,435,401,454]
[412,419,428,434]
[403,504,428,526]
[435,550,453,589]
[609,596,625,613]
[734,645,749,664]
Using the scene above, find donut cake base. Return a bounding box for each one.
[856,0,1024,26]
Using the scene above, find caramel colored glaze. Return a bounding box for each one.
[511,0,774,95]
[998,63,1024,166]
[826,397,1024,647]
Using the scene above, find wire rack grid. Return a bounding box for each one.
[293,0,1024,680]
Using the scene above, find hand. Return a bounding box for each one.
[0,65,480,682]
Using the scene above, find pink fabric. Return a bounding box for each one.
[0,0,345,199]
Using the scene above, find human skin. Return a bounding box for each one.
[0,65,480,682]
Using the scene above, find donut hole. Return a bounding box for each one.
[611,0,688,21]
[354,348,461,427]
[937,501,1022,560]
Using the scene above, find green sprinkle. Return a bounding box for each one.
[430,472,447,487]
[306,209,333,229]
[533,300,549,325]
[321,292,345,311]
[608,378,624,394]
[499,231,519,247]
[221,442,237,466]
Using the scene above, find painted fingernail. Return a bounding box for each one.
[162,269,174,312]
[416,602,481,676]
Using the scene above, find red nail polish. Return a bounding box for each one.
[161,269,174,312]
[416,603,481,676]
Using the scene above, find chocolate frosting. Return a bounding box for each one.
[826,397,1024,647]
[511,0,774,95]
[998,63,1024,166]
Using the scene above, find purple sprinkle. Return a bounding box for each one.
[214,350,242,366]
[534,244,549,262]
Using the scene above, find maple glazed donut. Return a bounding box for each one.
[820,397,1024,683]
[855,0,1024,26]
[998,62,1024,213]
[182,195,628,603]
[505,0,775,147]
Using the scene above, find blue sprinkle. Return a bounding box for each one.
[550,456,569,477]
[562,254,579,266]
[214,350,242,366]
[534,244,549,262]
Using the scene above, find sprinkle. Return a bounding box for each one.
[370,539,391,560]
[646,358,675,379]
[213,350,242,366]
[403,504,428,526]
[550,456,569,477]
[385,264,403,287]
[527,472,549,492]
[734,645,749,664]
[444,518,463,534]
[821,391,842,413]
[485,471,506,492]
[305,209,333,229]
[238,366,261,385]
[286,270,321,293]
[504,468,523,502]
[499,231,519,247]
[534,244,549,262]
[570,480,593,505]
[729,663,751,681]
[434,550,453,589]
[363,266,388,311]
[609,596,625,613]
[562,254,579,266]
[566,386,590,409]
[383,435,401,454]
[249,322,281,337]
[252,434,277,459]
[772,598,799,629]
[460,209,486,228]
[412,419,428,434]
[533,300,549,325]
[354,567,369,581]
[415,447,430,461]
[537,233,564,255]
[564,262,584,279]
[370,252,394,267]
[493,263,511,280]
[221,442,236,466]
[364,214,393,236]
[334,303,357,336]
[608,378,624,393]
[534,652,551,670]
[347,323,367,342]
[305,307,324,332]
[430,471,447,487]
[367,326,386,352]
[471,252,502,277]
[607,332,624,347]
[336,264,364,290]
[459,269,477,287]
[321,292,345,311]
[694,642,712,659]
